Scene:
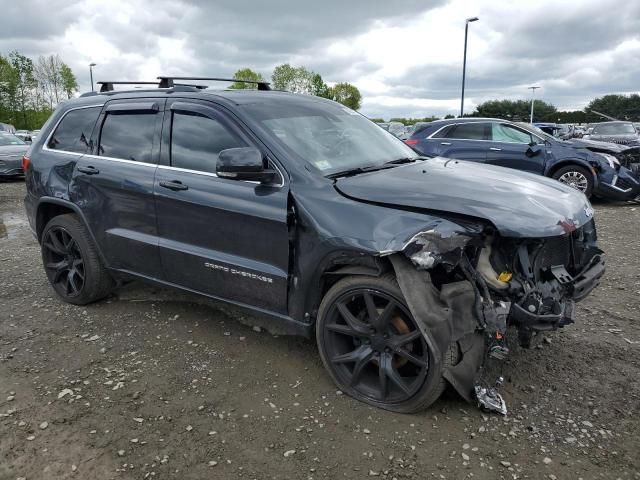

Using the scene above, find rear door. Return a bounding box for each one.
[154,99,290,314]
[69,99,164,279]
[427,122,490,161]
[486,122,546,174]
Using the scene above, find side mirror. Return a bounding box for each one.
[526,144,542,157]
[216,147,278,184]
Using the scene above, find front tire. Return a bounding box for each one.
[41,214,113,305]
[552,165,593,198]
[316,274,445,413]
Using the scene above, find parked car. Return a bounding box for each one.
[0,132,28,178]
[0,122,16,134]
[24,78,604,413]
[14,130,33,143]
[583,121,640,146]
[404,117,640,200]
[387,121,405,138]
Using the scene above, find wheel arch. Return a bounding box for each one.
[302,253,392,326]
[545,158,595,179]
[36,197,109,267]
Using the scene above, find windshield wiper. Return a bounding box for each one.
[326,164,395,179]
[384,156,422,165]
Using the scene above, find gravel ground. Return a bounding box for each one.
[1,179,639,480]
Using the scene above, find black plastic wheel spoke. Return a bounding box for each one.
[390,330,422,349]
[52,230,68,253]
[350,349,374,387]
[337,302,370,335]
[378,352,391,400]
[332,344,371,365]
[46,260,69,272]
[44,235,65,256]
[67,271,77,294]
[374,299,397,332]
[363,293,379,326]
[383,361,412,395]
[326,323,360,337]
[395,348,428,368]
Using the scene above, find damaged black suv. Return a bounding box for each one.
[24,77,605,413]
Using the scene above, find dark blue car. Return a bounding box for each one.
[404,117,640,200]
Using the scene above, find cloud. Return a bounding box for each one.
[0,0,639,119]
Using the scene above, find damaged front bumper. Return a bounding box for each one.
[388,218,605,414]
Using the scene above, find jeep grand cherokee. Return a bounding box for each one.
[23,77,605,413]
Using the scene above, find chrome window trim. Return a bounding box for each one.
[428,121,544,145]
[42,104,104,155]
[157,159,286,188]
[83,153,158,167]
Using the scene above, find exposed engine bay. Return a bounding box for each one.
[388,218,605,414]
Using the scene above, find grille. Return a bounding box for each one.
[615,176,635,191]
[535,236,571,271]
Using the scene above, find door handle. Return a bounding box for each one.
[77,166,100,175]
[159,180,189,191]
[489,147,502,151]
[440,142,452,145]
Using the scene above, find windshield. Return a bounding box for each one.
[243,100,418,176]
[592,123,637,135]
[0,134,26,146]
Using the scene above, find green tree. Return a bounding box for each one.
[9,51,36,127]
[271,64,314,94]
[443,114,455,119]
[60,63,78,99]
[310,73,331,98]
[587,94,640,121]
[473,99,557,122]
[330,82,362,110]
[229,68,264,90]
[0,54,19,126]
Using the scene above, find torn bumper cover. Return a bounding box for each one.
[388,220,605,411]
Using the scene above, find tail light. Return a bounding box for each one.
[22,155,30,171]
[404,139,418,146]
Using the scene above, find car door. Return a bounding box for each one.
[427,122,491,162]
[154,99,290,314]
[485,122,546,174]
[69,98,164,279]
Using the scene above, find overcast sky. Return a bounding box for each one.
[2,0,639,119]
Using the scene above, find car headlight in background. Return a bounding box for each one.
[597,153,620,169]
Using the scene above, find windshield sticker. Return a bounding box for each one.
[314,160,332,170]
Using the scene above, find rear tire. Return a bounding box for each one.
[316,274,448,413]
[41,214,113,305]
[552,165,593,198]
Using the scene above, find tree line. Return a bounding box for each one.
[229,65,362,110]
[377,94,640,125]
[0,51,79,130]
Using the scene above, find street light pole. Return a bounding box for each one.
[460,16,479,117]
[528,86,540,123]
[89,63,97,92]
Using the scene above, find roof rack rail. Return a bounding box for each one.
[157,76,272,91]
[97,81,159,92]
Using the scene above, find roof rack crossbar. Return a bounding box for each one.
[157,76,272,91]
[97,81,160,93]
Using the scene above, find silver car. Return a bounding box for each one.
[0,133,28,178]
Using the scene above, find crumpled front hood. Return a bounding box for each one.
[335,157,593,238]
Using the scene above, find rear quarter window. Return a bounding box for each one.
[47,107,101,153]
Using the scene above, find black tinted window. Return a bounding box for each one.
[47,107,100,153]
[171,112,245,173]
[99,113,156,162]
[430,125,454,138]
[446,123,488,140]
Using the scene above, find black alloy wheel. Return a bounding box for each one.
[40,214,113,305]
[317,275,439,412]
[42,226,85,298]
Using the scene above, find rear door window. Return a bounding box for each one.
[98,112,157,163]
[47,107,101,153]
[445,123,489,140]
[170,111,246,173]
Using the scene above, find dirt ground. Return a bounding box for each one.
[1,179,639,480]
